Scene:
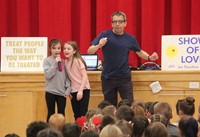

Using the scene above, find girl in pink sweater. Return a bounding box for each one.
[64,41,90,120]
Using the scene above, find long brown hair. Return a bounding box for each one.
[65,41,87,69]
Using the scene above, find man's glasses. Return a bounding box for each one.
[112,20,125,25]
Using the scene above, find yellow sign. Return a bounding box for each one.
[162,35,200,70]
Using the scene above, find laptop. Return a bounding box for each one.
[81,54,98,70]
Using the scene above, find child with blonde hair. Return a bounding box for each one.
[64,41,90,120]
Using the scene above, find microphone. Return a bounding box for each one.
[56,54,62,71]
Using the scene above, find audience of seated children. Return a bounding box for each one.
[7,97,200,137]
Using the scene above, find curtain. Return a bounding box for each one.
[0,0,200,67]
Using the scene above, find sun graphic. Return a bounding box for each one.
[166,45,178,57]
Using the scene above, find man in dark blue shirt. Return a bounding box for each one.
[88,11,158,107]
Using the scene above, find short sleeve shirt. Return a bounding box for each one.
[92,30,141,79]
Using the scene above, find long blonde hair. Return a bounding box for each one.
[65,41,87,69]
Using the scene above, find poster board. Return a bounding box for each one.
[162,35,200,70]
[1,37,48,72]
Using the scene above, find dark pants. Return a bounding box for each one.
[101,76,133,107]
[71,89,90,120]
[45,92,66,122]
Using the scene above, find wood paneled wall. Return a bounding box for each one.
[0,71,200,136]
